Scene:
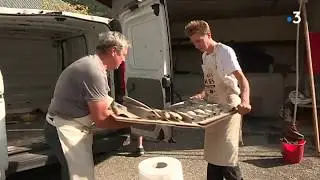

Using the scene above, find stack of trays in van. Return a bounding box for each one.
[113,96,237,128]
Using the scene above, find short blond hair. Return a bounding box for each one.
[184,20,211,37]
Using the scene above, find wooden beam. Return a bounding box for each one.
[302,2,320,155]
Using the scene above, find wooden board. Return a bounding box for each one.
[115,111,236,128]
[115,116,201,128]
[115,99,238,128]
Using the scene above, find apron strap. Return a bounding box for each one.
[45,114,94,134]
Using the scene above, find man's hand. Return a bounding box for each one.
[88,99,131,129]
[106,112,118,121]
[237,101,251,115]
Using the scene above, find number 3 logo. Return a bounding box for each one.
[293,11,301,24]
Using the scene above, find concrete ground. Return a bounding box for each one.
[94,126,320,180]
[6,117,320,180]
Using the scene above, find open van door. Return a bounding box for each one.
[119,0,172,109]
[0,70,8,179]
[118,0,173,141]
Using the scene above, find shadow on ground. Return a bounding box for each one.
[243,157,288,168]
[110,116,314,155]
[121,127,205,153]
[102,116,318,160]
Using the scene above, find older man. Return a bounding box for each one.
[44,31,131,180]
[185,20,251,180]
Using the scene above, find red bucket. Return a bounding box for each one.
[281,139,306,164]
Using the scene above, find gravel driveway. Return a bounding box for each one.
[6,128,320,180]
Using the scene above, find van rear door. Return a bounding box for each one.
[0,69,8,176]
[119,0,172,109]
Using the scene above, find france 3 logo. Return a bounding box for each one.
[287,11,301,24]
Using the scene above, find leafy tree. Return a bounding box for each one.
[42,0,113,17]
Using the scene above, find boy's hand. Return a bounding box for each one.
[190,91,205,100]
[237,102,251,115]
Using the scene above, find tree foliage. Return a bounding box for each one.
[42,0,112,17]
[63,0,112,17]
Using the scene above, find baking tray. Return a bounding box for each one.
[114,99,238,128]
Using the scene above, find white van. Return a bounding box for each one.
[0,7,130,177]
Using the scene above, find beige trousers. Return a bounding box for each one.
[46,115,94,180]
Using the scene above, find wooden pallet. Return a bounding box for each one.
[115,111,236,128]
[115,116,201,128]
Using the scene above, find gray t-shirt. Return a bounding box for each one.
[48,54,110,119]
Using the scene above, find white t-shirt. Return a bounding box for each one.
[202,43,241,95]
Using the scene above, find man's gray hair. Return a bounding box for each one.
[96,31,131,53]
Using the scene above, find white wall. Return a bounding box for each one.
[246,73,284,117]
[173,44,296,73]
[171,16,297,117]
[172,15,297,72]
[263,45,295,66]
[170,16,296,42]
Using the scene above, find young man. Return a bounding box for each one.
[44,31,132,180]
[185,20,251,180]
